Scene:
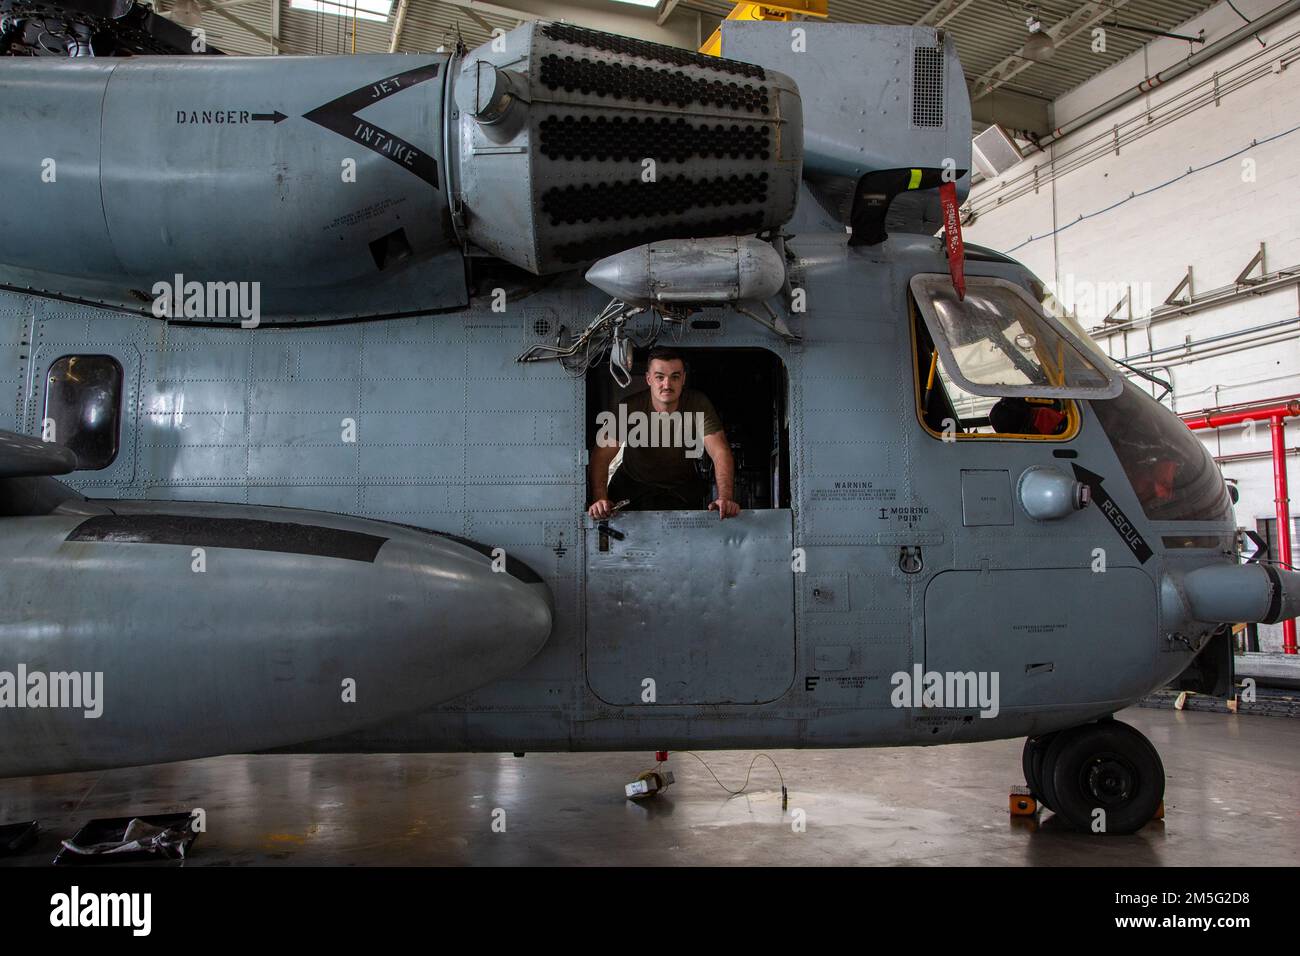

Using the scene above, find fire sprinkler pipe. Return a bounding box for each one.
[1183,397,1300,654]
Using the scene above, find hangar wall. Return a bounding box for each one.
[965,0,1300,650]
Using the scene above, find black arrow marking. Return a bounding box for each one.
[251,111,288,124]
[1242,529,1269,564]
[1072,464,1153,563]
[302,62,441,189]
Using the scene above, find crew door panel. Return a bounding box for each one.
[585,509,795,705]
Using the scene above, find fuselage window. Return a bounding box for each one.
[586,347,790,515]
[43,355,123,470]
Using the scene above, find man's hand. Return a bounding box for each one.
[708,497,741,520]
[588,498,615,519]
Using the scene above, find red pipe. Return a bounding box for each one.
[1182,397,1298,654]
[1271,414,1297,655]
[1182,400,1300,431]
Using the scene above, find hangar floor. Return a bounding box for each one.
[1,707,1296,866]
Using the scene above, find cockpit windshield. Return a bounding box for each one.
[1091,380,1232,522]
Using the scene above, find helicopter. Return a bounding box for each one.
[1,15,1296,835]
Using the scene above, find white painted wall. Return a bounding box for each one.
[966,0,1300,650]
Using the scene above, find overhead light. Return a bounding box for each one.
[609,0,660,6]
[168,0,203,28]
[1024,16,1055,59]
[290,0,393,22]
[972,124,1024,179]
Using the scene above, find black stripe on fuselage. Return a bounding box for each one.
[66,514,386,563]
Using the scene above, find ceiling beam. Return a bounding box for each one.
[970,0,1134,101]
[195,0,268,9]
[656,0,682,26]
[914,0,976,28]
[434,0,540,23]
[462,6,497,33]
[193,0,280,49]
[388,0,410,51]
[270,0,280,53]
[969,86,1051,136]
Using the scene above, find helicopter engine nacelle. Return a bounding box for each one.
[451,21,803,274]
[0,22,802,320]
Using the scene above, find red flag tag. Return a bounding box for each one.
[939,180,965,301]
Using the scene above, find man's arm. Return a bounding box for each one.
[588,442,621,518]
[703,431,740,519]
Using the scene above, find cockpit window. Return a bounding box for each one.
[43,355,123,471]
[910,298,1079,440]
[1091,379,1232,522]
[909,274,1122,400]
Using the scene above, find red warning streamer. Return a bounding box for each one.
[939,180,965,300]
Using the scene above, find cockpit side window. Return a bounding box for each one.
[910,296,1080,441]
[43,355,123,471]
[909,274,1122,401]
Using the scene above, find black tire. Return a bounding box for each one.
[1039,726,1080,814]
[1046,720,1164,835]
[1021,733,1058,810]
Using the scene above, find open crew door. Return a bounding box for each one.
[584,508,796,705]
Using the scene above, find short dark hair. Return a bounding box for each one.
[646,346,684,366]
[989,398,1032,434]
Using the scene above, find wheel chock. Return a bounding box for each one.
[1153,800,1165,821]
[1009,786,1038,816]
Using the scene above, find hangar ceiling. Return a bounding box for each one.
[175,0,1220,135]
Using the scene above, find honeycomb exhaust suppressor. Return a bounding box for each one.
[0,22,802,317]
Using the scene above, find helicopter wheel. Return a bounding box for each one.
[1041,720,1164,835]
[1021,732,1058,811]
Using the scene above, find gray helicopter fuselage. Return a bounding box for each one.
[3,20,1275,780]
[0,232,1233,769]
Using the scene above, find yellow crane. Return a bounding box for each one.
[698,0,829,57]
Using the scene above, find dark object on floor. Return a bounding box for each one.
[1142,686,1300,719]
[0,820,39,855]
[53,813,199,865]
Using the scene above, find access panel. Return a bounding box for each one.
[924,568,1157,708]
[585,509,795,705]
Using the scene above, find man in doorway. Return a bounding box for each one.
[587,347,741,520]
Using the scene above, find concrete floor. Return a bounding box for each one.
[2,706,1296,866]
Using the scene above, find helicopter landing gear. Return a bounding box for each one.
[1022,720,1165,834]
[1021,732,1058,811]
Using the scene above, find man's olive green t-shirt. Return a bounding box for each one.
[611,388,723,487]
